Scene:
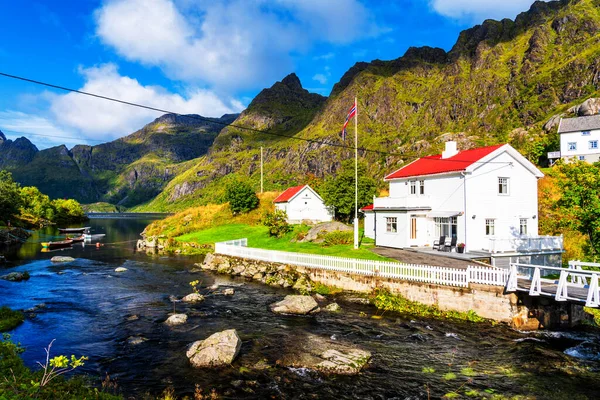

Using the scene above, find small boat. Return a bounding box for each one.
[41,239,73,249]
[58,227,90,234]
[67,235,85,243]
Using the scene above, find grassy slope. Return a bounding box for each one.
[177,223,389,261]
[0,307,24,332]
[140,0,600,212]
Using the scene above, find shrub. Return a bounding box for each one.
[225,180,259,214]
[322,230,353,246]
[263,209,292,238]
[0,307,25,332]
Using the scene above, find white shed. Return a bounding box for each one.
[274,185,333,224]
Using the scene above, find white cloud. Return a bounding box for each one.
[312,73,328,85]
[49,63,244,141]
[0,110,80,149]
[95,0,381,91]
[313,53,335,61]
[429,0,545,22]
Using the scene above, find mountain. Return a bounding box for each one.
[137,0,600,211]
[0,113,237,205]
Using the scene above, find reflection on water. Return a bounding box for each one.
[1,218,600,399]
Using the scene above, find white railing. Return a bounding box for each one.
[215,239,510,288]
[487,235,563,253]
[506,262,600,307]
[467,265,510,285]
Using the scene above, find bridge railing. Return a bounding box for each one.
[506,262,600,308]
[215,239,509,288]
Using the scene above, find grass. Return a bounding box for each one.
[0,307,24,332]
[177,223,392,261]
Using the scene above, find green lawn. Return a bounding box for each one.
[177,223,391,261]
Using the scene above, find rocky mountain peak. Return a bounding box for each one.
[0,130,6,144]
[281,73,303,91]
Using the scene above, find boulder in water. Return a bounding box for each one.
[1,272,30,282]
[165,314,188,326]
[324,303,341,313]
[51,256,75,263]
[127,336,148,345]
[182,293,205,303]
[270,295,320,315]
[186,329,241,367]
[315,349,371,375]
[223,288,235,296]
[115,267,128,273]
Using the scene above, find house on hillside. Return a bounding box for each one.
[363,141,563,268]
[274,185,333,224]
[557,115,600,162]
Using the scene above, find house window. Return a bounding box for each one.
[582,130,591,136]
[419,180,425,195]
[590,140,598,150]
[498,177,509,195]
[520,218,528,235]
[579,155,586,161]
[568,142,577,151]
[410,181,416,195]
[434,217,457,238]
[485,219,495,236]
[386,217,397,233]
[410,216,417,239]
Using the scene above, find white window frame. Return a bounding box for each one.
[568,142,577,151]
[498,177,509,195]
[589,140,598,150]
[485,219,495,236]
[579,155,585,161]
[419,180,425,195]
[519,218,528,235]
[409,180,416,195]
[386,217,397,233]
[582,130,591,136]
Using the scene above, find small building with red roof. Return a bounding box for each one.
[365,141,562,267]
[274,184,333,224]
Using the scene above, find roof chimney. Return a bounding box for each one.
[442,141,458,159]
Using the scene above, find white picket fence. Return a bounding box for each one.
[214,239,509,288]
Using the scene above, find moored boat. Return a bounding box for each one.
[58,227,90,234]
[41,239,73,249]
[67,235,85,243]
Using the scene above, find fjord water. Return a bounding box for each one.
[1,218,599,399]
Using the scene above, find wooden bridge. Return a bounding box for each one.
[506,261,600,308]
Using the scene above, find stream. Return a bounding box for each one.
[1,217,599,399]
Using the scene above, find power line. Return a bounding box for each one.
[0,71,511,164]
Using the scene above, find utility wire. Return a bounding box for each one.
[0,71,511,164]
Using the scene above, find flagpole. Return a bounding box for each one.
[354,96,359,250]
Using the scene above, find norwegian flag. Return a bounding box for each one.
[341,100,357,140]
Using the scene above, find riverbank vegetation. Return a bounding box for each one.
[0,307,24,332]
[0,170,86,229]
[539,160,600,263]
[370,289,486,323]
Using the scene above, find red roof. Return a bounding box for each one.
[385,144,505,180]
[361,204,374,211]
[274,185,306,203]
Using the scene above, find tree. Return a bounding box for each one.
[321,160,377,222]
[225,179,259,214]
[263,209,292,238]
[0,170,23,224]
[20,186,54,224]
[51,199,86,224]
[551,160,600,257]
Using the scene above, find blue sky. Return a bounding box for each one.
[0,0,543,149]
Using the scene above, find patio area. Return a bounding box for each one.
[372,246,491,269]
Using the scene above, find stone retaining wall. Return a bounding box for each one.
[202,253,591,330]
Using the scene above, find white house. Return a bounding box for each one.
[363,141,563,267]
[274,185,333,224]
[557,115,600,162]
